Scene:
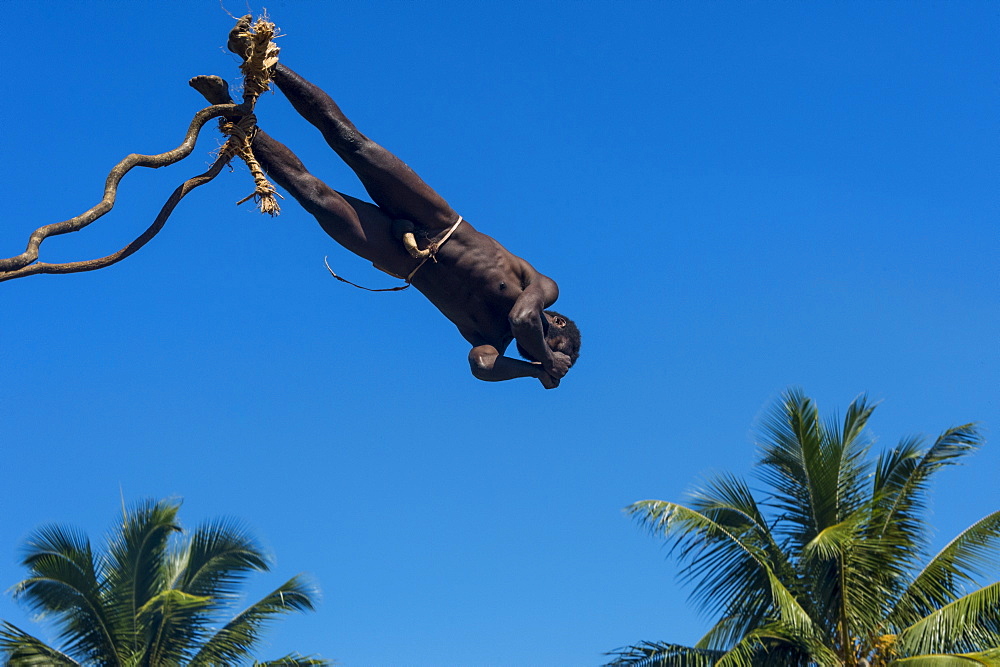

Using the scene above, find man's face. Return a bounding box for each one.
[546,333,572,356]
[516,312,575,363]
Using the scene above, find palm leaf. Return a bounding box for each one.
[171,518,270,600]
[628,499,829,653]
[873,425,981,547]
[755,389,828,546]
[688,471,798,585]
[253,654,334,666]
[137,517,273,664]
[685,473,800,647]
[613,392,995,667]
[3,498,325,666]
[138,589,213,666]
[714,621,839,667]
[188,574,319,666]
[13,525,118,663]
[693,615,756,654]
[825,393,878,518]
[888,647,1000,665]
[628,499,772,618]
[891,510,1000,629]
[895,581,1000,656]
[102,498,182,656]
[603,640,723,666]
[0,621,81,666]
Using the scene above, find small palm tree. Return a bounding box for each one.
[606,390,1000,666]
[0,498,331,666]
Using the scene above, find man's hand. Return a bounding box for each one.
[538,352,570,389]
[544,351,572,381]
[538,371,561,390]
[227,15,253,60]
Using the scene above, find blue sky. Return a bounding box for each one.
[1,2,997,665]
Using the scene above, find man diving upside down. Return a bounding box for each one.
[190,20,580,388]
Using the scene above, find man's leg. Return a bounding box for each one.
[190,75,386,257]
[270,65,459,232]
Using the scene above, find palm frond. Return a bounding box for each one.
[888,647,1000,665]
[714,621,839,667]
[688,471,797,582]
[253,654,335,666]
[895,581,1000,656]
[693,615,742,652]
[102,498,182,652]
[0,621,81,666]
[603,640,723,666]
[803,497,925,655]
[755,389,824,543]
[614,392,994,667]
[762,566,826,641]
[713,630,764,667]
[139,516,273,664]
[873,425,982,547]
[188,574,319,666]
[685,473,801,646]
[869,424,986,641]
[873,436,924,501]
[13,525,117,662]
[891,510,1000,629]
[843,532,914,652]
[628,499,772,621]
[628,498,830,653]
[826,394,878,517]
[172,518,270,602]
[802,517,856,563]
[755,390,874,554]
[138,589,213,666]
[754,392,885,643]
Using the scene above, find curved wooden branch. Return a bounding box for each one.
[0,101,252,281]
[0,151,231,283]
[1,15,281,284]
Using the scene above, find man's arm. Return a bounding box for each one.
[507,275,571,382]
[468,345,559,389]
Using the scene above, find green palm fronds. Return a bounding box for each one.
[607,390,998,666]
[0,499,332,666]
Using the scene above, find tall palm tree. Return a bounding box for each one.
[606,390,1000,666]
[0,498,331,666]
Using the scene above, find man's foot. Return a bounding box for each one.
[189,75,235,105]
[227,15,253,61]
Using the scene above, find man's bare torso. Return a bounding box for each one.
[349,210,552,353]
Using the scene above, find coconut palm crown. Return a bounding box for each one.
[0,498,331,666]
[606,390,1000,666]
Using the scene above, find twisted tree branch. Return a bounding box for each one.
[0,150,233,282]
[0,14,280,283]
[0,102,248,282]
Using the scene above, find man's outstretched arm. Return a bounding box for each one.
[468,346,559,389]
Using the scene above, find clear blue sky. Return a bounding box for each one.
[2,2,997,665]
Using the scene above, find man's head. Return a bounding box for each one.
[517,310,581,366]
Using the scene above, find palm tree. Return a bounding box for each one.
[0,498,331,666]
[606,390,1000,666]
